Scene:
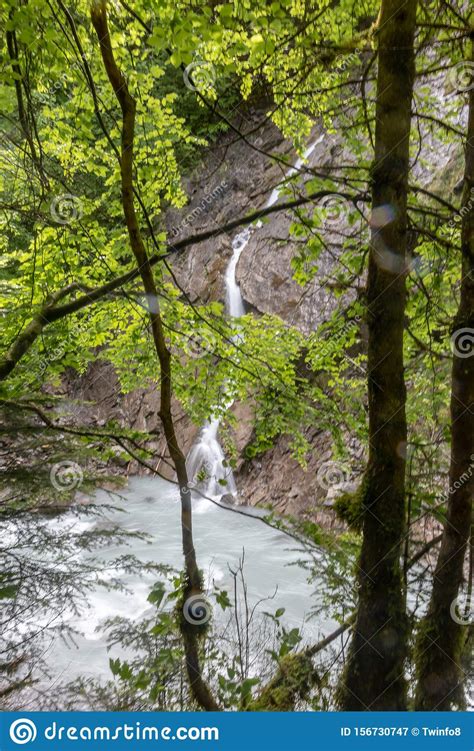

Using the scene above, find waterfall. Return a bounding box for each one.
[185,417,237,498]
[225,227,252,318]
[186,135,324,499]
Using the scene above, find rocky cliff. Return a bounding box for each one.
[39,94,464,522]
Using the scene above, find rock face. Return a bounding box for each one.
[236,426,362,530]
[236,136,355,334]
[169,116,294,307]
[169,115,358,335]
[58,360,200,483]
[45,91,464,520]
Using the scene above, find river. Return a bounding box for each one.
[39,476,335,692]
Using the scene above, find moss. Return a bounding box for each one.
[333,487,364,531]
[248,653,318,711]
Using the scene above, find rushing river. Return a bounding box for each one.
[39,476,335,690]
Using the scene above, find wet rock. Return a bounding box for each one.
[220,493,235,505]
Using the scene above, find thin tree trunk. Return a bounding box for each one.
[415,48,474,711]
[338,0,417,710]
[90,0,219,711]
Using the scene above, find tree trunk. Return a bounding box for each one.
[338,0,417,710]
[90,0,219,711]
[415,47,474,711]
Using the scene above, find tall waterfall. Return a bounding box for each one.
[185,136,323,499]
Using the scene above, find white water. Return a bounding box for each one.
[185,418,237,497]
[38,477,333,689]
[186,135,324,498]
[225,227,251,317]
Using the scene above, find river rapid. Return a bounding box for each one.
[39,476,335,692]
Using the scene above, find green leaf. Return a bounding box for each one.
[216,589,232,610]
[147,581,166,608]
[0,585,18,599]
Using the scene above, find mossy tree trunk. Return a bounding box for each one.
[415,46,474,711]
[338,0,417,710]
